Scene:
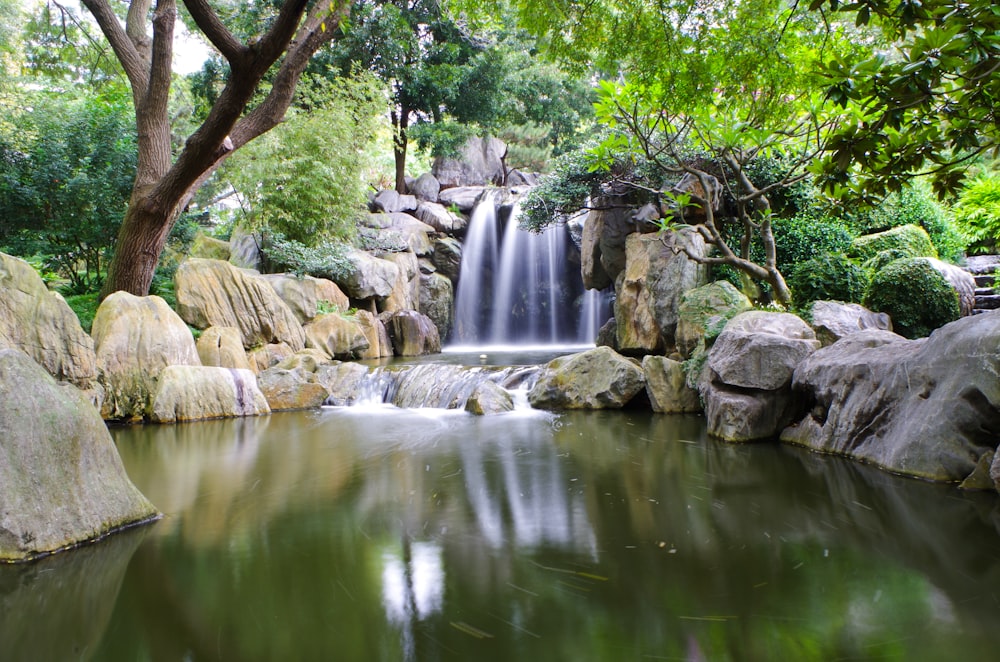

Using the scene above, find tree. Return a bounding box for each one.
[79,0,351,299]
[813,0,1000,198]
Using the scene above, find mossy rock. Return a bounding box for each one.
[850,224,937,261]
[675,281,752,359]
[862,258,960,339]
[190,232,232,261]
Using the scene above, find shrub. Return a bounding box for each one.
[953,174,1000,254]
[862,258,960,339]
[851,224,937,261]
[261,233,351,281]
[788,253,868,309]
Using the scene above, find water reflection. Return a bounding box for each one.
[6,408,998,660]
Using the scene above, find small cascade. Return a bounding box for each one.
[577,288,613,342]
[451,195,610,346]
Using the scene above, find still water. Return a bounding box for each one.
[4,407,1000,661]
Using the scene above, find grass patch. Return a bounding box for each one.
[62,292,100,334]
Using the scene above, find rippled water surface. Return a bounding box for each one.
[4,407,1000,661]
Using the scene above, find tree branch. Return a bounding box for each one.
[182,0,247,62]
[81,0,148,92]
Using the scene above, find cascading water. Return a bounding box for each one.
[451,194,611,347]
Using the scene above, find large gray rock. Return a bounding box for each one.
[528,346,646,410]
[923,257,976,316]
[175,258,306,351]
[642,355,702,413]
[316,361,373,406]
[410,172,441,201]
[380,251,421,313]
[809,300,892,346]
[247,342,294,374]
[432,136,507,188]
[614,229,709,354]
[196,326,252,370]
[92,292,200,421]
[149,365,270,422]
[0,349,159,561]
[338,248,400,300]
[465,380,515,415]
[419,273,454,340]
[415,201,466,233]
[579,198,635,289]
[701,311,821,442]
[261,273,350,324]
[675,281,753,359]
[372,189,417,214]
[431,236,463,282]
[355,309,393,359]
[783,314,1000,483]
[437,186,487,213]
[382,309,442,356]
[227,226,263,271]
[257,366,330,411]
[0,252,97,389]
[303,312,371,360]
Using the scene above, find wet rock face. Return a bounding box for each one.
[149,366,270,422]
[0,349,159,562]
[528,346,646,410]
[382,309,442,357]
[783,314,1000,484]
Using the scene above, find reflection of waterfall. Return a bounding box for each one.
[452,195,609,346]
[382,539,445,662]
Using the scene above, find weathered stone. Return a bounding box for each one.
[465,380,515,415]
[372,189,418,214]
[257,367,331,411]
[415,201,465,233]
[0,252,97,389]
[380,251,421,313]
[383,309,442,356]
[174,258,305,351]
[419,273,453,340]
[809,301,893,346]
[642,355,701,413]
[92,292,200,421]
[303,312,370,360]
[596,317,618,349]
[315,361,372,406]
[356,309,392,359]
[675,281,753,359]
[189,232,231,261]
[410,172,441,201]
[703,382,804,443]
[782,314,1000,482]
[437,186,487,213]
[149,365,270,423]
[959,450,996,491]
[384,212,436,256]
[228,226,263,270]
[0,349,158,562]
[528,346,646,410]
[665,172,723,223]
[579,197,636,289]
[580,208,612,290]
[708,311,821,391]
[431,236,463,282]
[923,257,976,316]
[196,326,251,370]
[614,230,709,354]
[247,342,294,374]
[432,136,507,188]
[276,349,331,372]
[261,273,350,324]
[338,248,400,300]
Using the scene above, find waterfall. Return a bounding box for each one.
[452,194,609,346]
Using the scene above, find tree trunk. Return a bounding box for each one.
[102,202,177,297]
[393,107,409,193]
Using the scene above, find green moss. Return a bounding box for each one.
[851,224,937,261]
[862,258,960,339]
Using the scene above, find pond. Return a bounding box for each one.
[3,406,1000,661]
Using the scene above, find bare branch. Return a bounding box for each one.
[183,0,247,62]
[81,0,148,91]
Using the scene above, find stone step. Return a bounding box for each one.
[976,287,995,296]
[975,275,995,288]
[965,255,1000,275]
[974,294,1000,310]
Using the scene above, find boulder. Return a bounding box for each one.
[316,361,373,406]
[415,201,465,233]
[383,310,442,356]
[148,366,270,423]
[355,309,393,359]
[579,197,635,289]
[261,273,350,324]
[809,301,892,346]
[596,318,618,350]
[701,311,821,442]
[174,258,305,351]
[379,251,421,313]
[196,326,252,370]
[189,232,231,261]
[419,273,454,340]
[665,172,723,223]
[923,257,976,316]
[247,342,294,374]
[338,248,400,300]
[92,292,200,421]
[257,367,331,411]
[0,252,97,389]
[614,229,708,354]
[438,186,487,213]
[410,172,441,201]
[372,189,418,214]
[228,226,263,270]
[384,212,436,256]
[642,355,702,413]
[0,349,159,562]
[431,236,463,282]
[432,136,507,188]
[528,346,646,410]
[465,380,515,415]
[783,314,1000,483]
[303,312,371,360]
[675,281,753,359]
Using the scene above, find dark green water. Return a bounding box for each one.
[4,407,1000,661]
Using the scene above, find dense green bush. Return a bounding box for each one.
[847,185,966,262]
[862,258,960,339]
[787,253,868,309]
[953,173,1000,254]
[261,233,352,281]
[851,224,937,261]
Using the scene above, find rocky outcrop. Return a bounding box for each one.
[701,311,820,442]
[431,236,462,281]
[0,349,158,561]
[316,361,373,406]
[196,326,252,370]
[0,252,97,389]
[257,366,331,411]
[339,248,400,300]
[92,292,200,421]
[261,274,350,324]
[149,366,270,423]
[415,201,465,233]
[356,309,393,359]
[432,136,507,188]
[614,229,708,354]
[174,258,305,351]
[303,312,370,360]
[809,301,892,346]
[783,313,1000,483]
[227,225,263,270]
[580,198,635,289]
[528,346,645,410]
[247,342,294,374]
[380,251,421,313]
[382,309,442,356]
[675,281,753,359]
[642,355,701,413]
[437,186,487,213]
[418,273,453,340]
